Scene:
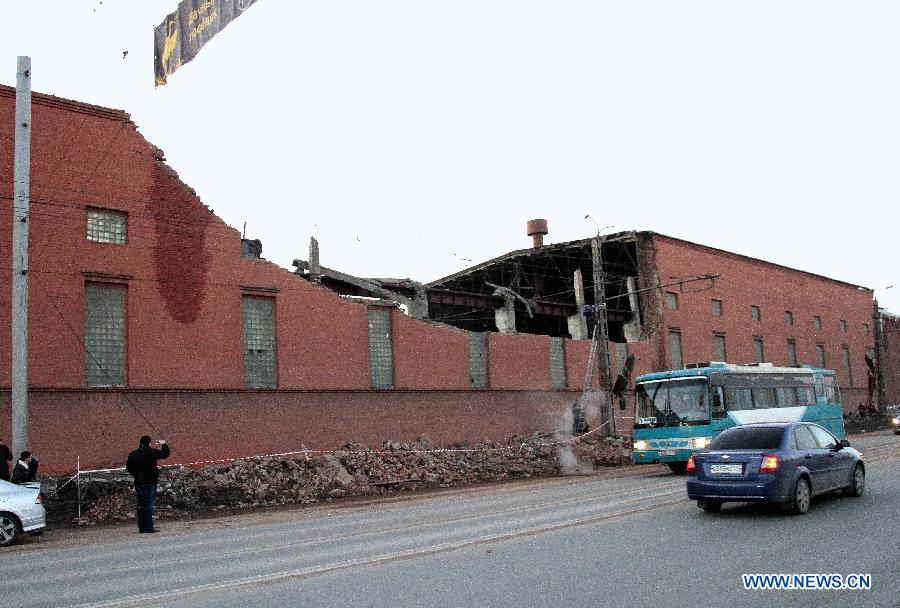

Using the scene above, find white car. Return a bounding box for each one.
[0,479,46,547]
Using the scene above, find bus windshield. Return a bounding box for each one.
[635,379,709,427]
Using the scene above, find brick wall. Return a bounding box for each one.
[652,235,876,411]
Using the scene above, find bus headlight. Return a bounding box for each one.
[691,437,712,449]
[892,417,900,426]
[633,440,648,451]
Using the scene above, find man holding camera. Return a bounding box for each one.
[125,435,171,534]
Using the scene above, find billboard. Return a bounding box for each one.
[154,0,258,86]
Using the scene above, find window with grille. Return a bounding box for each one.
[665,292,679,310]
[750,305,761,322]
[714,334,727,362]
[243,296,276,388]
[86,208,128,244]
[368,309,394,389]
[816,344,826,368]
[669,330,683,369]
[84,283,126,386]
[842,346,853,387]
[787,340,798,367]
[468,332,488,388]
[550,337,567,390]
[754,337,765,363]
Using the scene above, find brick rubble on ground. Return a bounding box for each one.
[43,434,632,525]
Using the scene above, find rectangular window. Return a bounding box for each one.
[468,332,489,388]
[84,283,126,386]
[839,320,847,333]
[367,308,394,389]
[724,387,753,411]
[550,337,567,390]
[665,292,679,310]
[86,208,128,244]
[711,299,722,316]
[754,337,765,363]
[863,323,870,335]
[814,316,822,331]
[752,387,776,409]
[787,340,798,367]
[751,305,761,322]
[242,296,276,388]
[824,376,839,403]
[784,311,793,326]
[714,334,727,362]
[669,330,683,369]
[842,346,853,387]
[816,344,826,368]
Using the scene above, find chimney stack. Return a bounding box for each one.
[526,219,548,249]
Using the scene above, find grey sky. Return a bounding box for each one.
[2,1,897,312]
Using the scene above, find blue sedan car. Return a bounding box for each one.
[686,422,865,514]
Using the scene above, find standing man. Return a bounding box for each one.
[125,435,170,534]
[0,439,12,481]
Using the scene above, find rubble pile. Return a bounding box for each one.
[47,434,631,525]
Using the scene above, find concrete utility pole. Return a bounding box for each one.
[591,236,614,436]
[12,56,32,457]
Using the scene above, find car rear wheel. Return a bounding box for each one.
[791,478,811,515]
[667,462,688,474]
[0,513,20,547]
[697,500,722,513]
[847,464,865,497]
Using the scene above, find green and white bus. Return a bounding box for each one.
[631,363,845,473]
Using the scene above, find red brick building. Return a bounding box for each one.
[0,87,883,472]
[0,87,599,472]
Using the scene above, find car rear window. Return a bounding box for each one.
[709,427,785,450]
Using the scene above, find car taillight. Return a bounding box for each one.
[759,455,778,473]
[686,456,696,473]
[35,493,44,505]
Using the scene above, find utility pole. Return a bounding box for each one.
[591,236,614,436]
[12,56,32,457]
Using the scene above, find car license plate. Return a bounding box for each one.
[710,464,742,475]
[660,450,676,457]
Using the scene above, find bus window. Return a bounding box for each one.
[796,386,816,406]
[752,387,776,409]
[824,376,838,403]
[814,377,826,401]
[711,387,726,419]
[724,387,752,410]
[776,387,797,407]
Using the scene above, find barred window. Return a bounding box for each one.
[550,337,567,390]
[368,309,394,389]
[468,332,489,388]
[85,283,126,386]
[87,208,128,244]
[669,330,683,369]
[754,337,765,363]
[243,296,276,388]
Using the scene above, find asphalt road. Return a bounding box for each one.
[1,432,898,608]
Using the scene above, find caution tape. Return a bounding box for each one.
[71,421,621,477]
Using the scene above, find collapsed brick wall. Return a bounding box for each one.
[45,434,632,525]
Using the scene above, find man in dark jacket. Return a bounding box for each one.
[125,436,170,533]
[11,451,38,484]
[0,439,12,481]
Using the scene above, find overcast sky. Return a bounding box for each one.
[2,1,898,312]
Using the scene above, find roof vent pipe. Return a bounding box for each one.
[526,219,548,249]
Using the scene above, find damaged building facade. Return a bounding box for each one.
[0,86,885,472]
[296,222,880,415]
[1,87,606,472]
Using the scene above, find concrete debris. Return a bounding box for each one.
[45,435,632,526]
